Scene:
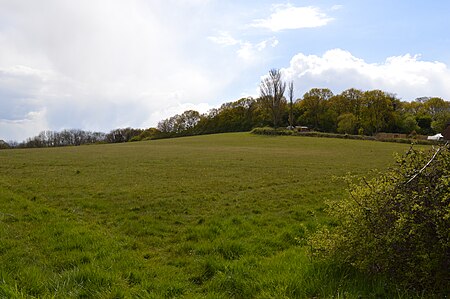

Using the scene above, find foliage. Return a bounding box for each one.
[359,90,399,134]
[298,88,334,131]
[8,86,450,149]
[157,110,201,134]
[197,98,266,134]
[250,127,443,144]
[129,127,161,142]
[250,127,294,136]
[0,140,10,150]
[105,127,143,143]
[309,144,450,293]
[431,111,450,132]
[337,113,358,134]
[19,129,106,148]
[401,115,420,134]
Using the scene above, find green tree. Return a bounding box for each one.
[401,115,419,134]
[195,98,261,134]
[336,113,358,134]
[330,88,363,117]
[360,90,397,134]
[288,81,294,128]
[424,97,449,118]
[431,111,450,133]
[402,99,425,115]
[298,88,334,130]
[416,114,433,135]
[410,97,450,134]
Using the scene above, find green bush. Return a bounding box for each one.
[250,127,294,136]
[309,144,450,294]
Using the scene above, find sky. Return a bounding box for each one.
[1,0,450,142]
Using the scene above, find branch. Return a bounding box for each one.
[404,145,443,185]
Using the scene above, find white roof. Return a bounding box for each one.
[427,133,443,140]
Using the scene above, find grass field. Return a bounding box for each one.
[0,133,423,298]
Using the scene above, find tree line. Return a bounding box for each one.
[2,69,449,149]
[155,91,449,137]
[2,128,149,149]
[156,69,449,137]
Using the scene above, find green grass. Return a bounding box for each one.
[0,133,425,298]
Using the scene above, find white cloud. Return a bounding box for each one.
[145,102,216,128]
[0,0,236,141]
[208,31,240,46]
[251,4,333,31]
[0,109,48,142]
[209,31,278,63]
[331,4,343,11]
[255,38,279,51]
[282,49,450,100]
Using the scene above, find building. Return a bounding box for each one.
[427,133,443,141]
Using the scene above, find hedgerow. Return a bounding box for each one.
[309,143,450,294]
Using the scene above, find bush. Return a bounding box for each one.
[309,144,450,293]
[250,127,294,136]
[251,127,443,146]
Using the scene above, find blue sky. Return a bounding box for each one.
[1,0,450,141]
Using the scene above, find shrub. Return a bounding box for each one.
[250,127,294,136]
[309,144,450,293]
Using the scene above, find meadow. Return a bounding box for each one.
[0,133,423,298]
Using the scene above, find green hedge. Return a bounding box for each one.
[251,127,443,145]
[309,144,450,294]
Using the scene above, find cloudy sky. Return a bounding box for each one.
[1,0,450,141]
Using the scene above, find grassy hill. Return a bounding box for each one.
[0,133,421,298]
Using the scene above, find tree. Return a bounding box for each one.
[402,99,425,115]
[15,129,107,148]
[179,110,201,131]
[298,88,334,131]
[330,88,363,117]
[401,115,419,134]
[288,81,294,128]
[431,111,450,133]
[416,114,433,135]
[424,97,449,118]
[259,69,286,128]
[360,90,397,134]
[337,113,358,134]
[0,140,10,149]
[106,128,142,143]
[157,110,201,134]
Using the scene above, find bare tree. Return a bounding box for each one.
[288,81,294,129]
[260,69,286,128]
[157,110,201,134]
